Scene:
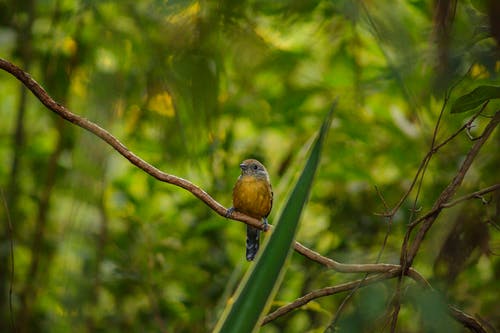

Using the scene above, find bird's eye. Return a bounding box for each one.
[253,164,259,170]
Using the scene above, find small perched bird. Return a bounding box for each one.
[227,159,273,261]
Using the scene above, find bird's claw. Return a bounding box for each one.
[262,218,269,231]
[225,207,235,218]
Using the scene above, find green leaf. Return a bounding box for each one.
[212,105,334,333]
[450,85,500,113]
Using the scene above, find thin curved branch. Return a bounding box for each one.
[448,306,490,333]
[0,57,266,231]
[262,269,468,328]
[407,183,500,228]
[261,270,400,325]
[263,269,488,333]
[293,241,429,285]
[376,106,485,219]
[0,57,433,278]
[441,184,500,208]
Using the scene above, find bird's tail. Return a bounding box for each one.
[246,225,260,261]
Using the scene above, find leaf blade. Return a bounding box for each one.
[451,85,500,114]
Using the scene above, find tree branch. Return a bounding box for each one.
[388,102,490,332]
[406,184,500,228]
[262,270,488,333]
[261,270,400,325]
[0,57,267,231]
[407,110,500,266]
[0,57,433,278]
[263,269,488,333]
[293,241,427,282]
[448,306,490,333]
[441,184,500,208]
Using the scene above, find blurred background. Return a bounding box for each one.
[0,0,499,332]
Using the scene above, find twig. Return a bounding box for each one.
[407,110,500,266]
[261,270,400,325]
[432,105,486,152]
[441,184,499,208]
[406,183,500,228]
[262,272,486,333]
[389,77,486,333]
[448,306,489,333]
[293,241,419,276]
[293,241,430,286]
[391,108,499,332]
[263,270,487,333]
[375,91,486,220]
[388,85,452,333]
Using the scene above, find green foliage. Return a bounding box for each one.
[0,0,499,332]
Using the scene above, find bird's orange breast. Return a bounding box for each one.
[232,175,272,219]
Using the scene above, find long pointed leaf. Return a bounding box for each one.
[213,106,334,333]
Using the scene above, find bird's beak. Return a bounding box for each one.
[239,163,247,171]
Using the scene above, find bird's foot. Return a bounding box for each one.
[225,207,235,218]
[261,218,269,231]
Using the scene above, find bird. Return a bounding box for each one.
[227,159,273,261]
